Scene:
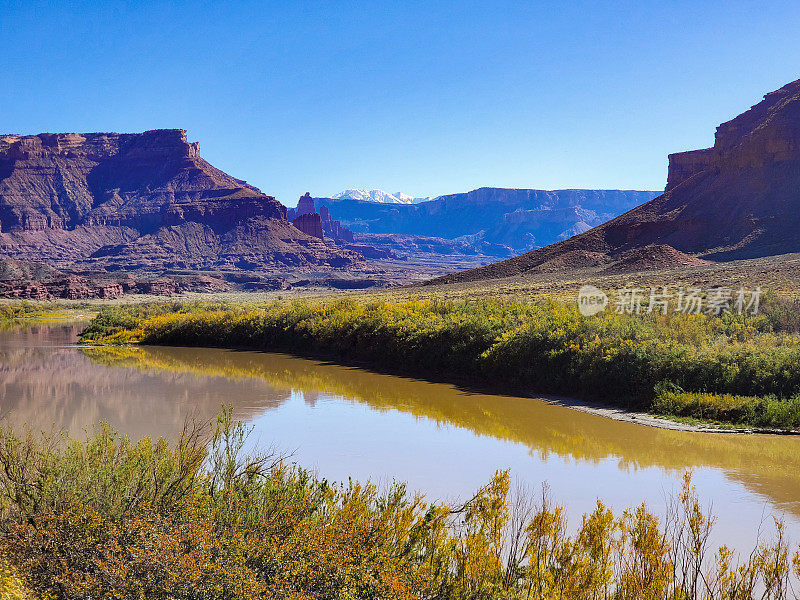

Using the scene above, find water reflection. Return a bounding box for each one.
[2,323,800,551]
[80,340,800,515]
[0,323,285,441]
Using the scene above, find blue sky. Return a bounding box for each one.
[2,0,799,206]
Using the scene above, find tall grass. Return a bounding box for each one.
[2,417,800,599]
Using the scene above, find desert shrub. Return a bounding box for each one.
[80,298,800,427]
[762,290,800,334]
[2,419,800,599]
[0,415,431,599]
[0,302,51,326]
[653,390,800,429]
[78,300,236,344]
[0,559,35,600]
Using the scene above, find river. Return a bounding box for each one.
[2,321,799,553]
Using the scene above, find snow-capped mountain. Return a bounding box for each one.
[331,189,430,204]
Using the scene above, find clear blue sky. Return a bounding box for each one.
[2,0,799,206]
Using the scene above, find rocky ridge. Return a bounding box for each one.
[431,79,800,284]
[0,130,363,295]
[312,188,659,254]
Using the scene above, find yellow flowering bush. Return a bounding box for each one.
[2,419,800,599]
[79,296,800,428]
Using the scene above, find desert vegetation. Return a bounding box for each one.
[2,415,800,600]
[0,302,55,325]
[0,300,95,328]
[78,293,800,429]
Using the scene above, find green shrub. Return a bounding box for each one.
[653,390,800,429]
[80,298,800,428]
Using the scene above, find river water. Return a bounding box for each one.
[2,322,799,553]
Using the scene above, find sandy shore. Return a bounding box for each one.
[538,394,800,435]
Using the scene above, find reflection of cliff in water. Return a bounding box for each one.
[83,342,800,517]
[0,324,288,441]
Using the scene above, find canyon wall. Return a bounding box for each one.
[432,78,800,283]
[0,130,361,274]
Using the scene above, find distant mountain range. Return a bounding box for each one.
[331,189,431,204]
[313,188,660,254]
[433,78,800,283]
[0,128,661,298]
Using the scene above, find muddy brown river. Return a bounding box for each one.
[2,322,799,553]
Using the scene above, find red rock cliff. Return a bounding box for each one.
[293,212,324,239]
[0,129,286,233]
[433,78,800,283]
[0,129,362,271]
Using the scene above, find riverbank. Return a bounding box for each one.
[539,393,800,434]
[77,296,800,431]
[0,301,96,326]
[0,303,58,324]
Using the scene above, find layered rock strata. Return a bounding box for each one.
[0,130,362,273]
[432,78,800,283]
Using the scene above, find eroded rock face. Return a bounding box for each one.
[609,79,800,260]
[0,130,232,232]
[0,130,361,273]
[289,195,364,246]
[319,204,355,243]
[0,263,125,300]
[59,275,125,300]
[293,213,324,240]
[433,79,800,283]
[0,257,240,299]
[0,281,53,300]
[666,149,714,191]
[667,81,800,192]
[296,192,316,217]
